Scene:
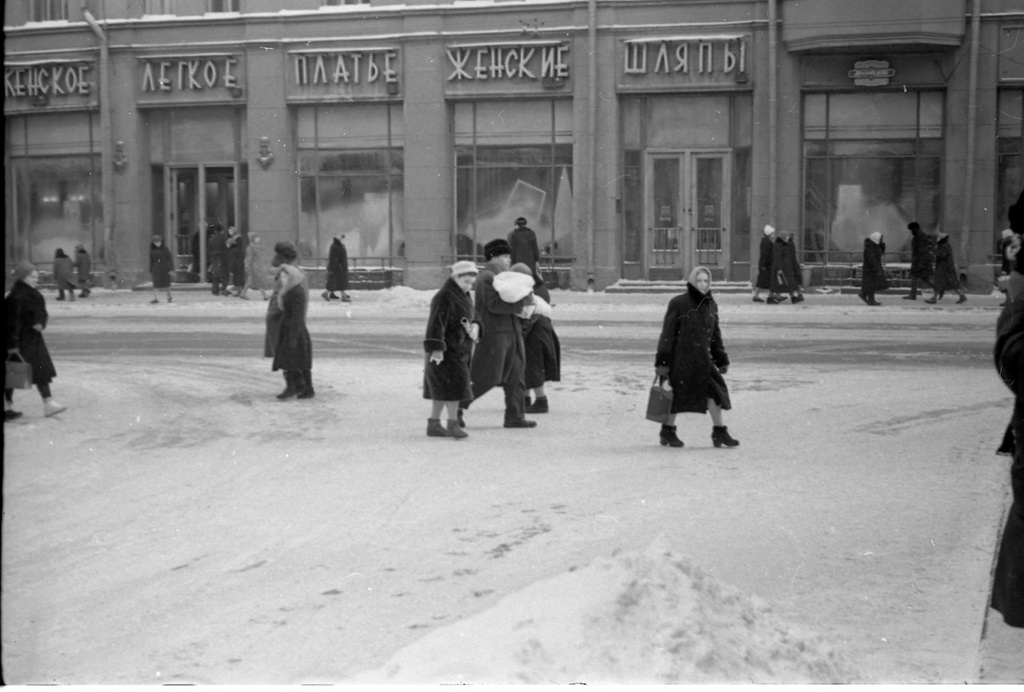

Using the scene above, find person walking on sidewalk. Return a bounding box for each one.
[265,242,314,400]
[207,224,229,296]
[903,221,935,300]
[508,217,542,279]
[149,235,175,304]
[423,260,479,439]
[5,262,67,420]
[770,232,805,304]
[241,234,272,300]
[654,266,739,449]
[74,244,92,298]
[510,263,560,414]
[458,238,537,430]
[859,232,888,306]
[990,244,1024,628]
[925,233,967,304]
[52,248,78,302]
[225,226,246,297]
[324,236,351,302]
[752,224,777,303]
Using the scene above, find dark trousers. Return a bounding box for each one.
[461,378,526,421]
[909,276,933,298]
[5,382,51,402]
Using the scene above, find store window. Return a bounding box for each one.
[6,113,102,265]
[207,0,239,13]
[144,0,174,14]
[454,99,573,262]
[802,90,943,263]
[30,0,67,22]
[296,104,404,261]
[997,88,1024,242]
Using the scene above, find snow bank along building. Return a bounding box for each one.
[5,0,1024,291]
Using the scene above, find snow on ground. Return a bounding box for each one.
[2,286,1023,685]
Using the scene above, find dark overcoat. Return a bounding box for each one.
[207,231,228,280]
[861,239,889,292]
[74,249,92,285]
[150,243,174,289]
[523,284,560,389]
[226,235,246,286]
[53,255,78,290]
[470,261,529,388]
[932,236,960,292]
[265,268,313,372]
[755,235,773,289]
[909,227,935,280]
[655,283,731,414]
[992,293,1024,627]
[770,236,801,293]
[508,226,541,272]
[5,280,57,385]
[326,239,350,292]
[422,277,476,401]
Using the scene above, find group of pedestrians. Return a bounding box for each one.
[51,245,93,301]
[752,224,805,304]
[862,222,967,306]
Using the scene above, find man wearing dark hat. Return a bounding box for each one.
[459,238,537,429]
[507,216,541,279]
[904,221,935,300]
[264,242,314,400]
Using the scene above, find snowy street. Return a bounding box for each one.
[2,287,1022,684]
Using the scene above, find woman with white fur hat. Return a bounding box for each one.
[509,263,560,413]
[752,224,780,303]
[423,260,480,439]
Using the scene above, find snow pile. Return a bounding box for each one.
[353,538,860,685]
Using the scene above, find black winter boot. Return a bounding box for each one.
[659,424,684,448]
[712,425,740,448]
[525,396,549,414]
[457,408,466,428]
[277,371,299,400]
[297,370,315,399]
[426,418,447,437]
[997,424,1015,456]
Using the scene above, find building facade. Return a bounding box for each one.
[5,0,1023,290]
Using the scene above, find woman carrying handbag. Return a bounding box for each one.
[5,261,67,420]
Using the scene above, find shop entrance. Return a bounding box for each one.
[646,151,730,280]
[164,164,247,281]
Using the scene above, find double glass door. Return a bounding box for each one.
[647,151,729,278]
[165,164,247,281]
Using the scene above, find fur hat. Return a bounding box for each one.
[273,241,298,262]
[483,238,512,261]
[869,232,883,244]
[908,222,921,232]
[450,260,478,277]
[515,217,528,227]
[510,262,533,276]
[1002,228,1016,240]
[13,261,36,281]
[492,270,535,303]
[764,224,775,236]
[75,244,86,252]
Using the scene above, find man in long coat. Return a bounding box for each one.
[325,236,350,302]
[903,221,935,300]
[264,242,314,400]
[207,224,229,295]
[859,232,888,306]
[769,232,804,304]
[507,217,542,278]
[459,238,536,429]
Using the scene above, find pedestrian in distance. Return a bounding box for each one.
[323,236,351,302]
[149,234,175,304]
[74,244,92,298]
[241,234,272,301]
[52,248,78,302]
[770,232,805,304]
[458,238,537,429]
[654,266,738,449]
[924,233,967,304]
[207,224,229,296]
[903,221,935,300]
[423,260,480,439]
[507,217,542,279]
[752,224,778,303]
[265,242,314,400]
[5,261,67,420]
[859,232,888,306]
[225,226,246,297]
[990,243,1024,628]
[510,263,560,414]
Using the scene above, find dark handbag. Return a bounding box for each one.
[5,353,33,390]
[645,375,673,424]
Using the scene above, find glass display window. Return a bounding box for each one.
[997,88,1024,244]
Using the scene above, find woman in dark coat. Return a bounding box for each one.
[904,221,934,300]
[74,244,92,298]
[752,224,776,302]
[149,234,175,304]
[225,227,246,296]
[264,242,314,400]
[52,248,78,302]
[770,233,805,304]
[5,262,66,419]
[859,232,888,306]
[654,266,739,449]
[991,247,1024,628]
[510,263,560,414]
[925,233,967,304]
[423,260,479,439]
[324,236,350,302]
